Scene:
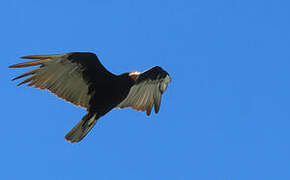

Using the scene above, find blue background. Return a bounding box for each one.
[1,0,290,179]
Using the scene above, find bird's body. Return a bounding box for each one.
[9,52,171,143]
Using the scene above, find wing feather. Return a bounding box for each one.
[117,66,171,116]
[10,52,116,109]
[153,84,161,113]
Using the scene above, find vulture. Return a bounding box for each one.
[9,52,171,143]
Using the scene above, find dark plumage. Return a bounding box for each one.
[9,52,171,143]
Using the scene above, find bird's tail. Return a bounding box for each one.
[65,113,100,143]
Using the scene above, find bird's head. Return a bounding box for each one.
[128,71,141,81]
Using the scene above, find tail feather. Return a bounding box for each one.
[65,113,100,143]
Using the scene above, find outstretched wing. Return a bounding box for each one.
[117,66,171,116]
[9,52,116,109]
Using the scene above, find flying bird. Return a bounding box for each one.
[9,52,171,143]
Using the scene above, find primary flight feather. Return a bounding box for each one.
[9,52,171,143]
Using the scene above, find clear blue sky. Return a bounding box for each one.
[1,0,290,179]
